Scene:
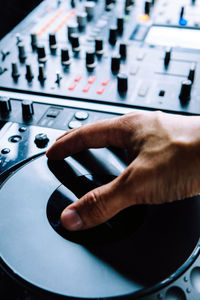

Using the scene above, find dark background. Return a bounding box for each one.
[0,0,42,39]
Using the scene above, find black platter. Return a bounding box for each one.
[1,153,200,299]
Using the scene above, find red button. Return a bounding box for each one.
[102,79,110,86]
[68,83,76,90]
[97,87,105,94]
[74,75,82,82]
[88,76,96,84]
[82,85,90,92]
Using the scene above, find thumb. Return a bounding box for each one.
[60,174,130,231]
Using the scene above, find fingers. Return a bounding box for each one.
[46,117,127,160]
[60,171,132,231]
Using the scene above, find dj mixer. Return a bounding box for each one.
[1,1,200,299]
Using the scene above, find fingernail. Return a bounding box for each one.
[61,209,83,231]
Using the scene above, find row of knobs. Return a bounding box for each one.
[0,98,35,119]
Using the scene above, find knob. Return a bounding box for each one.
[111,55,121,73]
[164,47,171,68]
[144,0,151,15]
[95,38,104,55]
[0,97,11,114]
[11,62,20,78]
[191,0,196,5]
[37,46,47,63]
[77,12,87,29]
[119,43,127,59]
[18,42,26,60]
[71,0,76,8]
[16,33,22,45]
[85,2,96,19]
[67,23,78,41]
[61,48,71,65]
[49,33,57,50]
[70,33,80,52]
[117,17,124,35]
[38,64,46,82]
[86,50,96,68]
[117,73,128,93]
[55,71,62,84]
[105,0,113,11]
[25,64,34,81]
[22,100,34,118]
[188,63,196,83]
[179,80,192,103]
[125,0,132,13]
[31,33,37,49]
[109,27,117,45]
[34,133,49,148]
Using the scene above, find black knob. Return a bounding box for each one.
[77,12,87,29]
[22,100,34,118]
[11,62,20,78]
[31,33,37,49]
[61,48,71,65]
[191,0,196,5]
[38,64,46,82]
[37,46,47,63]
[105,0,113,11]
[125,0,132,13]
[179,80,192,103]
[119,43,127,59]
[95,39,104,55]
[67,23,78,41]
[188,63,196,83]
[164,47,171,68]
[34,133,49,148]
[111,55,121,73]
[71,0,76,8]
[117,73,128,93]
[117,17,124,35]
[49,33,57,50]
[0,96,11,114]
[109,27,117,45]
[86,50,96,68]
[70,34,80,52]
[25,64,34,81]
[18,42,26,60]
[85,2,96,19]
[144,0,151,15]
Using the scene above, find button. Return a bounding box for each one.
[75,111,89,120]
[68,83,77,90]
[130,65,139,75]
[1,148,10,154]
[136,52,145,61]
[138,85,149,97]
[46,109,60,118]
[9,135,22,143]
[138,14,149,22]
[74,75,82,82]
[88,76,96,84]
[68,120,82,129]
[102,79,110,86]
[34,133,49,148]
[82,85,91,92]
[97,87,105,94]
[18,126,27,132]
[159,90,165,97]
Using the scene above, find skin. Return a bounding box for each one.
[46,110,200,231]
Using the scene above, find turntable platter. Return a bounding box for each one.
[0,154,200,299]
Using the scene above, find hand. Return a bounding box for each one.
[46,110,200,231]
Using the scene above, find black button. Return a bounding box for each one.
[159,90,165,97]
[9,135,22,143]
[18,126,27,132]
[1,148,10,154]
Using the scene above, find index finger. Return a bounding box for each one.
[46,117,126,160]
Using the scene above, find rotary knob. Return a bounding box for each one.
[22,100,34,119]
[61,48,71,65]
[117,17,124,35]
[25,64,34,81]
[109,27,117,45]
[119,43,127,60]
[34,133,49,148]
[95,39,104,55]
[18,42,26,61]
[37,45,47,63]
[11,62,20,78]
[144,0,151,15]
[86,50,96,68]
[38,64,46,82]
[77,12,87,29]
[67,23,78,41]
[85,1,96,19]
[117,73,128,93]
[179,80,192,103]
[70,34,80,52]
[49,33,57,50]
[0,96,11,114]
[111,55,121,73]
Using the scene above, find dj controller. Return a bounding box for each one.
[1,0,200,299]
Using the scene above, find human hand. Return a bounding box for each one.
[46,110,200,231]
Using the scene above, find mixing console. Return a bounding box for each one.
[0,0,200,115]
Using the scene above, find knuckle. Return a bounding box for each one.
[82,189,107,221]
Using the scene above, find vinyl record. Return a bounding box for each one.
[0,152,200,299]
